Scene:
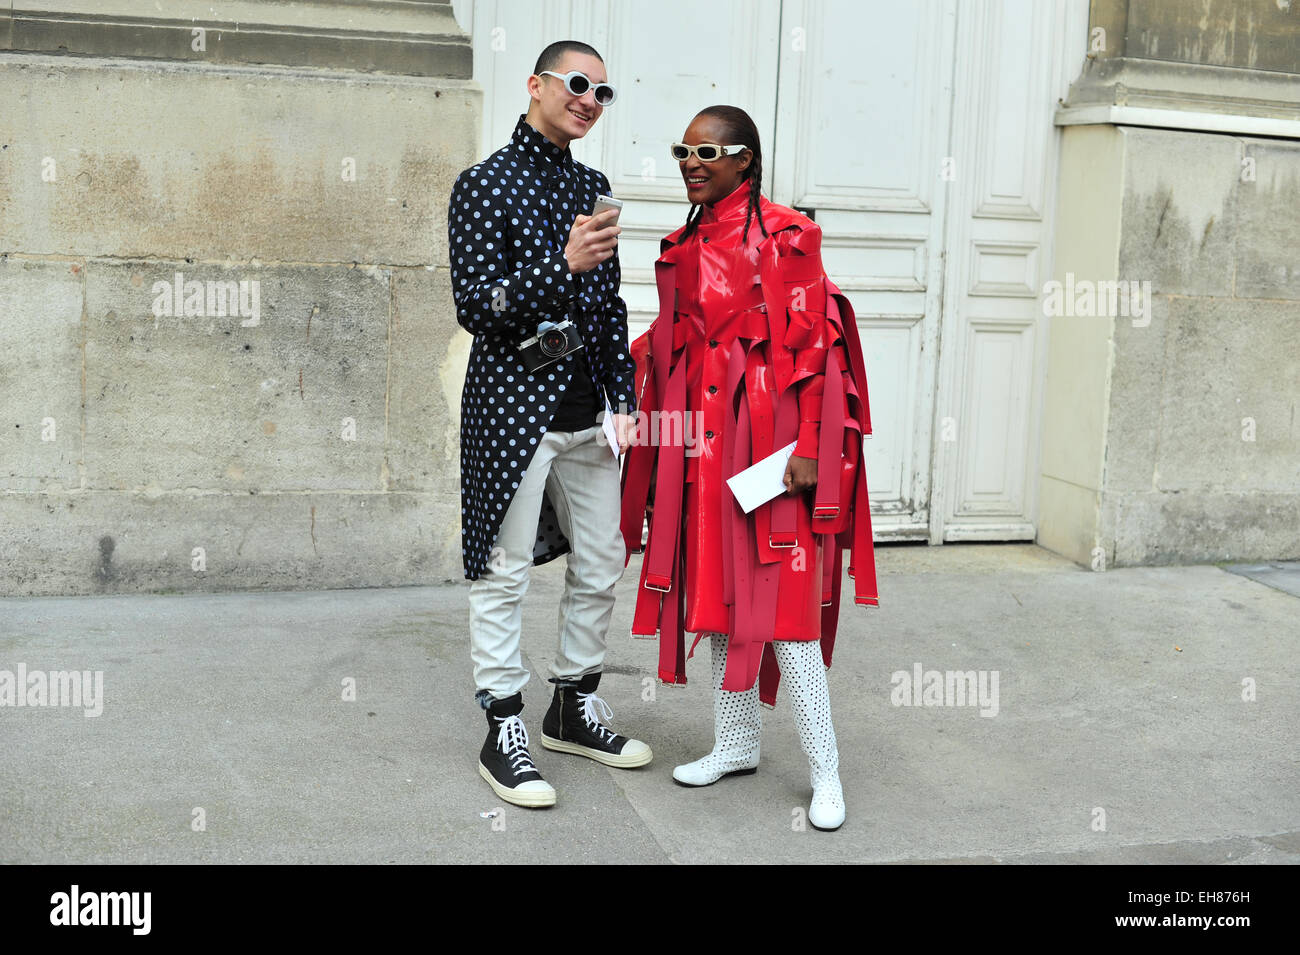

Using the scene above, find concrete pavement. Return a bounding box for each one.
[1,543,1296,864]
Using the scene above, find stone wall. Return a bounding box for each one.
[0,1,481,594]
[1101,128,1300,565]
[1040,0,1300,567]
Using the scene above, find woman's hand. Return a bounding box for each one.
[783,454,818,495]
[613,412,634,453]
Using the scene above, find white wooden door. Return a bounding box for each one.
[929,0,1087,543]
[451,0,1089,545]
[772,0,954,539]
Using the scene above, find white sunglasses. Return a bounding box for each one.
[538,70,617,106]
[670,142,749,162]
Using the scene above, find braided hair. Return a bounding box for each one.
[676,105,768,247]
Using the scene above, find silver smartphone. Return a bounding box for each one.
[592,195,623,222]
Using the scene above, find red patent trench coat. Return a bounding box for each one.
[619,184,878,707]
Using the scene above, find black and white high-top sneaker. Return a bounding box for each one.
[478,693,556,808]
[540,672,653,768]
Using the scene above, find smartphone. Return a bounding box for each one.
[592,195,623,223]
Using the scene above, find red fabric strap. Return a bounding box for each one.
[642,359,686,593]
[812,347,846,526]
[759,241,794,396]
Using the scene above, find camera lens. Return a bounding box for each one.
[539,329,567,357]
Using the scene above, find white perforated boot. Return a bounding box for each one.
[672,633,762,786]
[773,640,845,830]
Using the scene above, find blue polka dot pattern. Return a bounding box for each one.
[448,114,638,581]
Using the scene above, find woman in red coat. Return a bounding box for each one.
[620,106,877,830]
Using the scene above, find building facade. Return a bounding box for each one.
[1,0,1295,595]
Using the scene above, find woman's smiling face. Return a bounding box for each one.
[678,114,752,206]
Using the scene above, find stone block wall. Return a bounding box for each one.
[0,1,481,594]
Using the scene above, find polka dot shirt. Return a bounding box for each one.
[448,114,638,580]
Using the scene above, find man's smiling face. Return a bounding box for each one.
[527,51,607,147]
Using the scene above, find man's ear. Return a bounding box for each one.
[526,73,543,102]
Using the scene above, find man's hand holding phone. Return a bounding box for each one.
[564,205,621,274]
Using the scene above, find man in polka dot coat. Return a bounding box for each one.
[448,41,651,808]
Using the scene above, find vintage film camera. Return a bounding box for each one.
[518,318,583,373]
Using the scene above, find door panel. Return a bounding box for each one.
[773,0,956,536]
[933,0,1084,541]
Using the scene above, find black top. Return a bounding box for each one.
[550,348,601,431]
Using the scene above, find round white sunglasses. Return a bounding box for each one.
[538,70,617,106]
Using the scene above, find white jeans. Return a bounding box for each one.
[468,425,625,701]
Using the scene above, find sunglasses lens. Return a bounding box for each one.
[565,73,591,96]
[594,85,615,106]
[670,145,690,161]
[696,145,720,161]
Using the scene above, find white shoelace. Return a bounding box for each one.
[577,691,617,744]
[494,714,538,776]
